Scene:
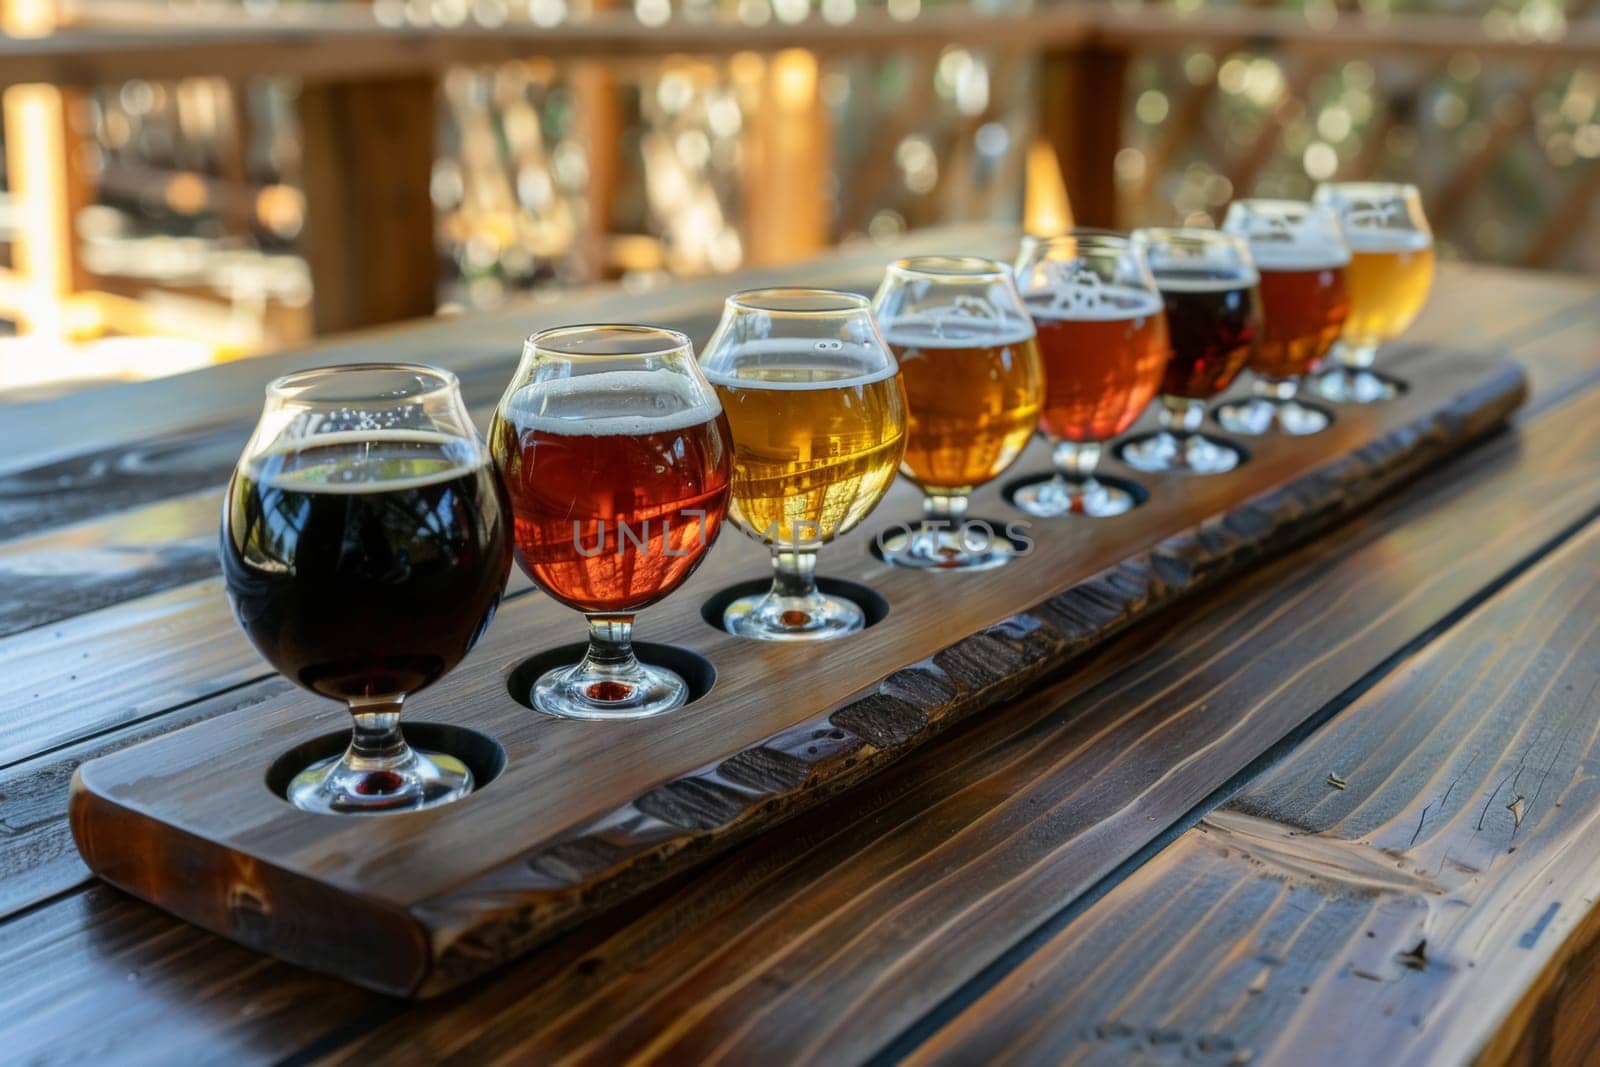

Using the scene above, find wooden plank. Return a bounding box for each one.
[68,346,1523,997]
[0,679,292,920]
[910,516,1600,1067]
[298,74,439,333]
[1035,47,1127,230]
[0,8,1097,88]
[0,885,379,1064]
[4,7,1595,91]
[1,351,1593,1064]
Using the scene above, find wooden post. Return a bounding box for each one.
[1,0,91,336]
[741,48,830,267]
[298,75,439,334]
[1034,47,1127,230]
[570,0,621,281]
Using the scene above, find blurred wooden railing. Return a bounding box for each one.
[3,2,1597,339]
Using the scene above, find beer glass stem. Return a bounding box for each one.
[1158,396,1205,434]
[344,694,411,771]
[771,547,821,601]
[922,491,968,552]
[1338,342,1378,369]
[923,491,969,525]
[581,614,640,677]
[1253,377,1299,402]
[1053,440,1101,483]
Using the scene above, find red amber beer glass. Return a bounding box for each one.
[1012,231,1168,517]
[491,325,732,719]
[1217,199,1350,435]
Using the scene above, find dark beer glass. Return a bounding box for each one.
[1013,232,1168,517]
[1122,228,1261,475]
[221,364,512,814]
[491,325,732,719]
[1217,199,1350,435]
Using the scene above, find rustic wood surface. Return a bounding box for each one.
[69,343,1524,997]
[909,521,1600,1067]
[0,233,1596,1063]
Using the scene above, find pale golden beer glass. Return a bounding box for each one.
[1312,182,1434,403]
[701,289,906,640]
[871,256,1043,571]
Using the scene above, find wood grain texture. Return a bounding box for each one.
[910,517,1600,1067]
[311,378,1600,1064]
[299,75,439,333]
[2,343,1591,1066]
[0,248,1592,1062]
[69,349,1524,997]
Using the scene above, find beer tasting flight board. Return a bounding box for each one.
[69,342,1524,997]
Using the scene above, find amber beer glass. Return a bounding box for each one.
[1311,182,1434,403]
[491,325,732,719]
[1122,228,1261,475]
[701,289,906,640]
[871,256,1043,570]
[1217,199,1350,435]
[1012,232,1168,517]
[221,364,513,814]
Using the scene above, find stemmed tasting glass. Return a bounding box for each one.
[700,289,907,640]
[221,364,512,814]
[1310,182,1435,403]
[1217,199,1351,435]
[490,325,732,719]
[1012,232,1168,516]
[1120,228,1261,475]
[870,256,1043,570]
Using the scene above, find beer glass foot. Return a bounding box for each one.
[878,523,1015,572]
[1311,366,1401,404]
[1214,396,1331,436]
[1012,474,1138,518]
[532,660,688,720]
[723,589,864,641]
[1119,430,1243,475]
[287,745,473,814]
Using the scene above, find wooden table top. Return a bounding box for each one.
[1,226,1597,1066]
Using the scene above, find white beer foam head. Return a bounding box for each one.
[253,430,486,494]
[506,369,722,436]
[702,339,898,391]
[1025,287,1164,322]
[881,315,1035,349]
[1346,229,1434,253]
[1247,246,1351,271]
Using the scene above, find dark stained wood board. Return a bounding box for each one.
[909,516,1600,1067]
[66,344,1525,997]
